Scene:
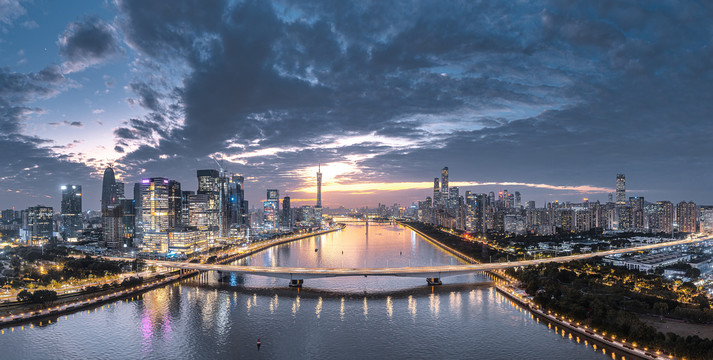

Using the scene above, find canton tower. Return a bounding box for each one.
[316,164,322,208]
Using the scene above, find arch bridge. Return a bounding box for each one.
[144,237,708,287]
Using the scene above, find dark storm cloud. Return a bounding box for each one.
[108,0,713,205]
[129,82,163,112]
[114,1,555,157]
[58,17,123,73]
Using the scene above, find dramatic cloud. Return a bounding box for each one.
[2,1,713,209]
[58,17,123,73]
[102,0,713,207]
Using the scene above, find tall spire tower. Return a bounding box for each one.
[316,164,322,208]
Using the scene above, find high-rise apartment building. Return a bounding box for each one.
[700,205,713,233]
[676,201,698,233]
[629,196,645,229]
[649,201,673,234]
[60,184,82,240]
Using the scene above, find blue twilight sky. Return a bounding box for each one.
[1,0,712,211]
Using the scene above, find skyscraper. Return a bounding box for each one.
[187,193,210,231]
[440,167,449,206]
[650,201,673,234]
[226,175,247,233]
[197,169,223,236]
[138,177,170,253]
[102,166,121,247]
[264,189,279,229]
[101,166,117,208]
[60,184,82,240]
[120,198,135,247]
[22,206,53,244]
[629,196,645,229]
[433,178,440,207]
[676,201,698,233]
[168,180,182,228]
[282,196,291,230]
[616,174,626,205]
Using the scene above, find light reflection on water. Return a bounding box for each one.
[0,224,615,360]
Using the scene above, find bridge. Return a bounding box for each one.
[142,236,709,287]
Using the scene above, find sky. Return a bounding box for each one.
[1,0,712,211]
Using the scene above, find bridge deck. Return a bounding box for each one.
[144,237,708,280]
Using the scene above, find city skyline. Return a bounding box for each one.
[2,1,713,210]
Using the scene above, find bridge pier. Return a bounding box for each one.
[289,279,304,288]
[426,277,442,286]
[217,270,231,282]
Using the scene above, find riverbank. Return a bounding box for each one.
[398,221,660,360]
[0,226,344,328]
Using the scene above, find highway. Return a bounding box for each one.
[138,236,710,281]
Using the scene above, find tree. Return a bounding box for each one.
[132,259,146,272]
[31,290,57,304]
[685,267,701,279]
[525,280,540,296]
[16,289,32,302]
[653,302,668,315]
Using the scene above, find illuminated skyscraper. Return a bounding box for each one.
[60,184,82,240]
[167,180,182,228]
[102,166,121,247]
[440,167,449,206]
[22,206,53,245]
[433,178,440,207]
[138,178,170,254]
[187,193,210,231]
[264,189,279,229]
[676,201,698,233]
[197,169,221,235]
[616,174,626,205]
[316,164,322,208]
[226,175,247,232]
[629,196,645,229]
[650,201,673,233]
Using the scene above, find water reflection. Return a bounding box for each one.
[0,224,618,360]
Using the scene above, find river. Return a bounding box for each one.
[0,223,621,359]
